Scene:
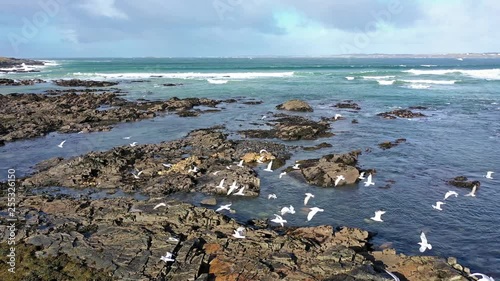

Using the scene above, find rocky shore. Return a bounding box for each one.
[0,57,44,73]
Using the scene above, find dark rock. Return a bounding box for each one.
[352,119,359,124]
[0,78,45,86]
[303,142,333,151]
[200,197,217,206]
[163,83,183,86]
[276,99,313,112]
[378,138,407,150]
[53,79,119,87]
[448,176,480,189]
[408,106,428,110]
[334,101,361,110]
[377,109,426,119]
[242,100,263,105]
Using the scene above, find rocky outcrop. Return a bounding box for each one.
[53,79,119,87]
[447,176,480,189]
[0,78,45,86]
[334,100,361,110]
[378,138,407,150]
[290,150,362,187]
[0,93,227,143]
[276,99,314,112]
[240,114,333,141]
[377,109,426,119]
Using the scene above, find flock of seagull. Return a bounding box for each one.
[56,137,496,280]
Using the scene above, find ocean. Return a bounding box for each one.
[1,57,499,277]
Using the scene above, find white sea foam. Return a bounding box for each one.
[405,84,431,89]
[207,79,228,84]
[420,65,437,67]
[401,79,457,85]
[363,75,396,80]
[404,69,500,80]
[72,71,295,80]
[377,80,395,85]
[345,76,355,80]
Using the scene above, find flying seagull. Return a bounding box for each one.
[227,181,239,195]
[307,207,324,221]
[188,166,199,173]
[418,232,432,253]
[236,160,244,167]
[280,205,296,216]
[268,194,277,200]
[216,178,226,189]
[153,203,167,210]
[57,140,66,148]
[212,170,221,175]
[304,193,314,206]
[256,156,265,163]
[444,191,458,200]
[485,171,494,179]
[216,203,232,212]
[160,252,175,262]
[123,136,131,140]
[370,210,386,222]
[465,185,477,197]
[469,273,495,281]
[234,186,245,196]
[232,226,246,239]
[270,214,287,227]
[132,170,143,179]
[292,163,300,170]
[364,174,375,186]
[334,114,342,120]
[162,163,172,168]
[335,175,345,187]
[259,149,268,154]
[384,269,400,281]
[358,172,366,180]
[264,161,273,172]
[279,172,287,179]
[130,142,138,147]
[432,201,445,211]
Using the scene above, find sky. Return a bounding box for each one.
[0,0,498,58]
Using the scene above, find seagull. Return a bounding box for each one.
[304,193,314,206]
[432,201,445,211]
[384,269,400,281]
[259,149,268,154]
[160,252,175,262]
[256,156,265,163]
[216,203,232,212]
[232,227,245,239]
[334,114,342,120]
[236,160,244,167]
[167,237,179,242]
[123,136,131,140]
[188,166,199,173]
[270,214,287,227]
[279,172,287,179]
[418,232,432,253]
[264,161,273,172]
[280,205,296,216]
[162,163,172,168]
[130,142,138,147]
[485,171,494,179]
[234,186,245,196]
[132,170,143,179]
[292,163,300,170]
[153,203,167,210]
[261,115,267,120]
[57,140,66,148]
[212,170,221,175]
[334,175,345,187]
[364,174,375,186]
[465,185,477,197]
[469,273,495,281]
[216,178,226,189]
[307,207,324,221]
[226,165,232,170]
[358,172,366,180]
[444,191,458,200]
[227,181,239,195]
[268,194,277,200]
[370,210,386,222]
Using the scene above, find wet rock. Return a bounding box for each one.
[242,100,263,105]
[303,142,333,151]
[447,176,480,189]
[53,79,119,87]
[352,119,359,124]
[409,106,428,110]
[276,99,313,112]
[377,109,426,119]
[0,78,45,86]
[378,138,407,150]
[163,83,183,86]
[334,101,361,110]
[201,197,217,206]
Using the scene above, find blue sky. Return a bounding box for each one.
[0,0,498,57]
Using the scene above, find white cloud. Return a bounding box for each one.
[80,0,128,19]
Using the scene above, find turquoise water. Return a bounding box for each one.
[1,58,499,277]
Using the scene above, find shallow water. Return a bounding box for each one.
[1,57,499,277]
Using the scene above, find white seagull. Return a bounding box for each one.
[264,161,273,172]
[268,194,277,200]
[370,210,386,222]
[279,172,287,179]
[485,171,494,179]
[465,185,477,197]
[335,175,345,187]
[167,237,179,242]
[216,203,232,212]
[444,191,458,200]
[57,140,66,148]
[469,273,495,281]
[307,207,324,221]
[259,149,268,154]
[160,252,175,262]
[236,160,244,167]
[384,269,400,281]
[216,178,226,189]
[432,201,445,211]
[227,181,239,195]
[153,203,167,210]
[226,165,232,170]
[304,193,314,206]
[418,232,432,253]
[334,114,342,120]
[188,166,199,173]
[280,205,296,216]
[232,227,246,239]
[212,170,221,175]
[292,163,300,170]
[123,136,131,140]
[364,174,375,186]
[358,172,366,180]
[234,186,245,196]
[162,163,172,168]
[270,214,287,227]
[261,115,267,120]
[132,170,143,179]
[130,142,138,147]
[256,156,265,163]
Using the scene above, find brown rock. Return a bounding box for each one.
[276,99,313,112]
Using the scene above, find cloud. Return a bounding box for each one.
[79,0,128,19]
